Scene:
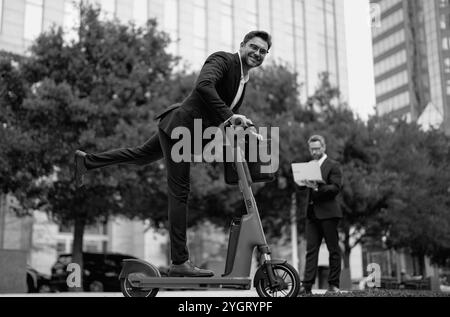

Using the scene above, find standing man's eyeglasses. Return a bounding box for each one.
[248,43,269,56]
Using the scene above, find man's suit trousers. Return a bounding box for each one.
[84,129,190,264]
[302,214,341,288]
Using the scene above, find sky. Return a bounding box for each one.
[343,0,377,120]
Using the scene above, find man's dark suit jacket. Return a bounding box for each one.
[155,51,246,137]
[298,158,343,220]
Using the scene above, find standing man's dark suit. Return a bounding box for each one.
[298,136,343,293]
[74,31,272,277]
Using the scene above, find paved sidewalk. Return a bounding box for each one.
[0,289,328,297]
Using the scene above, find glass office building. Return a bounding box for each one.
[371,0,449,134]
[0,0,349,102]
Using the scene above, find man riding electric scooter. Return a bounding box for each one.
[74,31,273,277]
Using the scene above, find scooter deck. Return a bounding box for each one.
[128,276,252,290]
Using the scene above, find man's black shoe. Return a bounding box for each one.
[168,260,214,277]
[74,150,87,188]
[325,285,340,294]
[298,285,312,296]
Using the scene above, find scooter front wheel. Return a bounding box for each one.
[120,261,160,297]
[255,262,300,297]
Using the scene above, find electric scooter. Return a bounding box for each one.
[118,119,300,297]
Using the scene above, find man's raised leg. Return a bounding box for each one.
[74,132,163,187]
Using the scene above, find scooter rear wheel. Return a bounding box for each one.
[120,261,160,297]
[255,263,300,297]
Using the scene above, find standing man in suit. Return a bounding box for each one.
[73,31,272,277]
[298,135,343,294]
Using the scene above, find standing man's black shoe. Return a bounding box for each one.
[74,150,87,188]
[325,285,340,294]
[168,260,214,277]
[298,285,312,296]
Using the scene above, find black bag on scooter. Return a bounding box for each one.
[223,133,275,185]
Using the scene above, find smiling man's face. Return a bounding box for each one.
[239,36,269,69]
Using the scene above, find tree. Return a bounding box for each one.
[0,50,58,246]
[267,73,407,286]
[378,120,450,272]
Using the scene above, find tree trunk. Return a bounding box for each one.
[342,223,352,270]
[340,223,352,290]
[343,248,351,269]
[70,217,85,292]
[290,192,299,272]
[418,253,426,277]
[0,193,6,249]
[298,234,307,280]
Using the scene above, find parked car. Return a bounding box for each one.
[26,265,52,293]
[50,252,137,292]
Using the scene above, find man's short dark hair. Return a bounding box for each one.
[308,135,326,147]
[243,31,272,50]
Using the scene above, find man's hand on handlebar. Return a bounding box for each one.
[225,114,264,141]
[228,114,253,127]
[220,114,264,141]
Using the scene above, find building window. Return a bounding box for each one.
[0,0,3,33]
[244,0,257,30]
[59,224,72,233]
[373,29,405,58]
[441,13,449,30]
[97,0,116,19]
[440,0,449,8]
[377,91,410,114]
[85,222,108,235]
[446,79,450,95]
[193,0,206,67]
[24,0,44,41]
[163,0,178,54]
[59,222,107,235]
[325,2,335,39]
[220,0,233,50]
[163,0,178,35]
[133,0,148,25]
[372,9,404,38]
[374,49,407,77]
[64,0,79,42]
[56,241,66,254]
[84,241,101,252]
[193,0,206,39]
[379,0,402,13]
[445,58,450,73]
[443,37,450,50]
[375,70,408,96]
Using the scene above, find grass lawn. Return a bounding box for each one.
[304,289,450,297]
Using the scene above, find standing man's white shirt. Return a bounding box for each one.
[317,153,328,167]
[307,154,327,190]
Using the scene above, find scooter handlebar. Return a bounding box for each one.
[232,117,245,127]
[229,117,254,128]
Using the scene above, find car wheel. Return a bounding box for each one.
[89,280,104,292]
[38,284,52,293]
